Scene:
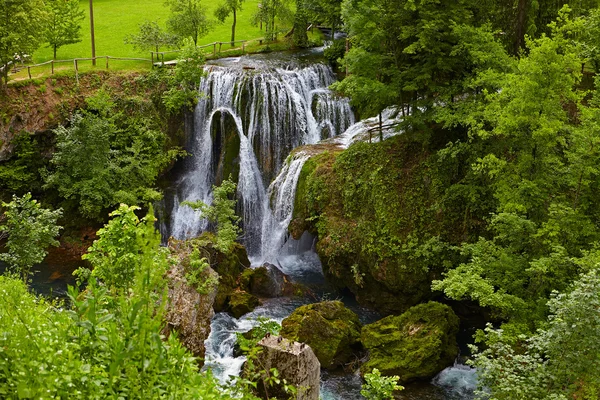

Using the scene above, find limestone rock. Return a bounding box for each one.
[164,261,218,364]
[361,301,460,383]
[254,335,320,400]
[280,300,362,369]
[229,290,260,318]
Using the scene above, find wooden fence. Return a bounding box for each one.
[4,29,290,83]
[150,30,288,67]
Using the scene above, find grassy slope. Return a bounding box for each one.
[33,0,274,63]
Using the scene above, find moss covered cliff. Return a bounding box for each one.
[291,134,486,313]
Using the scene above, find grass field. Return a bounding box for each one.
[33,0,282,63]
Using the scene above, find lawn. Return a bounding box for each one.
[33,0,279,63]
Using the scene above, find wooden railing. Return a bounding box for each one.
[4,29,292,82]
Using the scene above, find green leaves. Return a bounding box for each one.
[45,94,179,221]
[44,0,85,59]
[0,193,62,282]
[124,20,179,53]
[361,368,403,400]
[183,178,241,253]
[165,0,214,46]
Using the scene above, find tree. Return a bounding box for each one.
[183,178,241,253]
[252,0,292,41]
[82,204,159,291]
[44,93,180,221]
[304,0,343,39]
[214,0,245,46]
[162,38,207,113]
[124,20,179,53]
[0,193,62,282]
[472,268,600,399]
[165,0,213,46]
[45,0,85,59]
[0,0,47,88]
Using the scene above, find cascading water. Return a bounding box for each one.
[163,51,478,400]
[167,59,354,260]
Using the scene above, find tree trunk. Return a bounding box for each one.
[231,8,236,46]
[515,0,528,54]
[379,112,383,142]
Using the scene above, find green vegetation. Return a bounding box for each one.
[183,178,241,253]
[0,0,47,87]
[124,20,179,53]
[0,193,62,282]
[235,317,282,354]
[45,0,85,59]
[361,369,403,400]
[43,90,181,221]
[0,205,260,399]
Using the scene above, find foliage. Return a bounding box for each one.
[303,0,343,38]
[162,38,207,113]
[361,369,403,400]
[44,0,85,59]
[323,39,346,69]
[214,0,245,44]
[472,268,600,399]
[0,193,62,282]
[432,11,599,331]
[165,0,214,46]
[0,0,47,87]
[185,248,219,294]
[252,0,292,41]
[183,178,241,253]
[0,208,260,399]
[82,204,161,291]
[0,132,45,197]
[124,20,179,53]
[44,92,180,221]
[235,317,281,354]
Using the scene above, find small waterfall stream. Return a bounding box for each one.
[164,52,477,399]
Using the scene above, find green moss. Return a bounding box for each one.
[280,300,362,369]
[361,302,459,383]
[292,137,468,313]
[229,290,259,319]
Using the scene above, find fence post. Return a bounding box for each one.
[219,42,222,53]
[27,66,31,80]
[242,41,246,54]
[106,56,109,69]
[51,60,54,75]
[151,52,154,68]
[161,53,165,67]
[213,43,217,55]
[74,59,79,84]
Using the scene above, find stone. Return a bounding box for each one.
[164,260,218,364]
[361,301,460,383]
[280,300,362,369]
[243,263,289,298]
[228,290,260,318]
[254,335,320,400]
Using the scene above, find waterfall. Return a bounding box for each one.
[168,61,355,260]
[259,152,311,264]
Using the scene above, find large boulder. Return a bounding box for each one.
[253,335,320,400]
[361,301,459,383]
[241,263,290,298]
[228,290,260,318]
[280,300,362,369]
[164,255,219,364]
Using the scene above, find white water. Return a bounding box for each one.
[168,62,354,259]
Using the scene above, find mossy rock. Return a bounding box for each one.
[361,301,459,383]
[229,290,260,319]
[289,137,475,313]
[280,300,362,369]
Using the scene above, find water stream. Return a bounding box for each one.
[164,50,477,399]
